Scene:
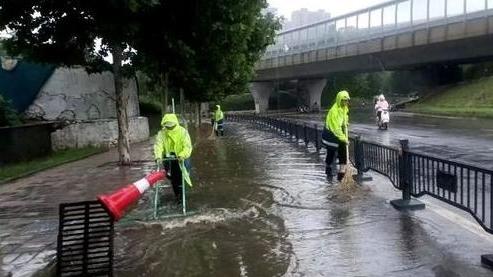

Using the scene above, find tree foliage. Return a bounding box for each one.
[1,0,279,161]
[135,0,281,103]
[0,94,21,127]
[0,0,160,164]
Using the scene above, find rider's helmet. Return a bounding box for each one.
[378,94,385,101]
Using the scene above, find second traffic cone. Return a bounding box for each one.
[98,171,166,221]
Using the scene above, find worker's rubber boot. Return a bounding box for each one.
[326,167,333,182]
[337,172,345,182]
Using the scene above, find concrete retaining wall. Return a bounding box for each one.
[24,67,139,121]
[51,117,149,151]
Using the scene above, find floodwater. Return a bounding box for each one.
[113,122,493,277]
[281,110,493,170]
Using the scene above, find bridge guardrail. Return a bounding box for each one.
[227,113,493,235]
[262,0,493,63]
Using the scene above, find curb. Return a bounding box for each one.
[397,110,488,120]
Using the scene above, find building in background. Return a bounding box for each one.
[283,8,331,30]
[262,7,278,16]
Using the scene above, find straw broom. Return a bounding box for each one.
[208,121,217,140]
[340,125,357,189]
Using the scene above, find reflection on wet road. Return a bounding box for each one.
[115,123,493,276]
[281,111,493,170]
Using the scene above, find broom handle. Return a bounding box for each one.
[345,123,349,171]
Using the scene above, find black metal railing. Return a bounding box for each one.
[227,113,493,235]
[408,151,493,233]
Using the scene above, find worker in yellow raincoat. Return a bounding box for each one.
[154,114,192,201]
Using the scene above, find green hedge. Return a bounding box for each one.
[221,93,255,111]
[0,94,21,127]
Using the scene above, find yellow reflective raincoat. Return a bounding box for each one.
[325,90,350,143]
[214,105,224,122]
[154,114,193,186]
[154,114,192,160]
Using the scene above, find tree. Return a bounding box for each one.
[134,0,280,105]
[0,94,21,127]
[0,0,157,165]
[0,41,6,56]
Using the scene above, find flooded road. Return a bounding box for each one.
[280,111,493,170]
[114,123,493,277]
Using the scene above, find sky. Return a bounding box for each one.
[267,0,489,25]
[267,0,389,18]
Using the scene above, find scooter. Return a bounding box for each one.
[377,109,390,130]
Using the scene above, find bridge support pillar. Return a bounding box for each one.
[298,79,326,112]
[250,82,275,113]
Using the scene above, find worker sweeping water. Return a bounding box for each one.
[154,114,193,204]
[322,90,350,182]
[212,105,225,136]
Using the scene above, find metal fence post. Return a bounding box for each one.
[314,124,320,152]
[303,123,308,145]
[390,139,425,210]
[295,123,299,142]
[353,136,372,182]
[354,136,363,174]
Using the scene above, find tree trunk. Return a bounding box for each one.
[198,103,202,125]
[161,73,168,115]
[180,88,184,115]
[111,45,131,165]
[195,102,200,127]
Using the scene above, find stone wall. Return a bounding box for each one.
[24,67,139,121]
[51,117,149,151]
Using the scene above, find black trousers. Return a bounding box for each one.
[326,142,347,165]
[164,159,183,200]
[325,141,347,176]
[215,119,224,136]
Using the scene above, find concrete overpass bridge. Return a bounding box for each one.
[250,0,493,112]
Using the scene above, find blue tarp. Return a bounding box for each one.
[0,60,55,112]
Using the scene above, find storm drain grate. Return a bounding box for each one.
[57,201,114,276]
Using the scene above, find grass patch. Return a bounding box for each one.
[406,106,493,118]
[0,146,105,183]
[407,76,493,118]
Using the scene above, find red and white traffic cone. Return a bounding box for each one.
[97,171,166,221]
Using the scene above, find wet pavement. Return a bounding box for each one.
[0,142,155,277]
[1,120,493,276]
[114,122,493,276]
[280,111,493,170]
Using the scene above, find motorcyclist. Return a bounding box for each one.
[374,94,389,122]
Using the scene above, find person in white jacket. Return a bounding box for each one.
[374,94,389,122]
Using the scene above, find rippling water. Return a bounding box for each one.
[113,123,493,277]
